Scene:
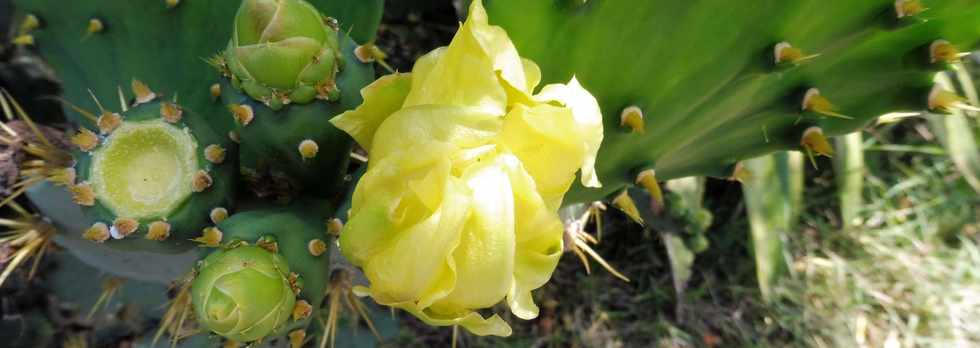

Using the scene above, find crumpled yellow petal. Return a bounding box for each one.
[341,144,468,306]
[499,103,585,210]
[403,0,528,115]
[430,155,515,314]
[329,73,412,151]
[370,104,501,162]
[353,284,513,337]
[533,76,604,188]
[497,155,564,320]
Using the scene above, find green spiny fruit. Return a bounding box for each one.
[217,0,375,199]
[223,0,342,109]
[68,97,236,253]
[484,0,980,204]
[191,201,332,343]
[192,245,296,342]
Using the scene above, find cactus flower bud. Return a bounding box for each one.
[191,246,296,342]
[330,0,603,336]
[223,0,341,109]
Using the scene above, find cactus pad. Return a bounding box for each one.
[484,0,980,203]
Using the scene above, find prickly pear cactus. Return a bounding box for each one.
[484,0,980,203]
[13,0,382,132]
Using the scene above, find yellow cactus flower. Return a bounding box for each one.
[329,0,603,336]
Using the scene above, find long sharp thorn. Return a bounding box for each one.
[1,90,52,148]
[117,86,128,112]
[87,89,107,113]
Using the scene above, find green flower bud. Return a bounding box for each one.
[191,246,296,342]
[224,0,341,109]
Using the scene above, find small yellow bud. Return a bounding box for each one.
[292,300,313,320]
[612,190,643,225]
[166,0,180,9]
[774,42,818,65]
[210,207,229,224]
[298,139,318,160]
[229,104,253,126]
[131,79,157,105]
[97,112,122,134]
[930,40,967,64]
[326,218,343,237]
[146,221,172,241]
[619,105,645,133]
[83,223,110,243]
[730,162,753,183]
[307,239,327,257]
[20,14,40,33]
[12,34,34,46]
[70,183,96,206]
[895,0,926,18]
[87,18,104,34]
[70,128,99,151]
[801,127,834,168]
[928,85,980,112]
[112,218,139,239]
[192,170,213,192]
[204,144,226,164]
[635,169,664,210]
[160,102,182,123]
[210,83,221,100]
[288,330,306,348]
[802,88,851,119]
[193,227,223,247]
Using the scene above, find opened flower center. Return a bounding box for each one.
[90,120,198,219]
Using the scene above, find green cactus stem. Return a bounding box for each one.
[218,29,375,199]
[484,0,980,204]
[71,98,236,253]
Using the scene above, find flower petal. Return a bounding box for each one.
[498,155,564,320]
[430,156,515,313]
[499,103,585,210]
[329,73,412,151]
[534,76,604,188]
[403,0,527,115]
[345,162,471,306]
[370,104,501,162]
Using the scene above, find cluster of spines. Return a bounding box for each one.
[609,2,978,208]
